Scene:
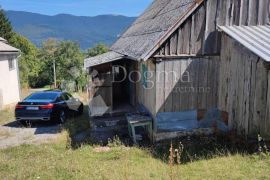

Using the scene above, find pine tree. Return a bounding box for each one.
[0,8,13,41]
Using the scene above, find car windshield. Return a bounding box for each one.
[26,93,58,101]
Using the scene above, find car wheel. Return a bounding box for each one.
[59,110,66,124]
[78,104,83,116]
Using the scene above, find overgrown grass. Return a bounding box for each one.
[0,141,269,179]
[0,107,14,125]
[151,136,252,164]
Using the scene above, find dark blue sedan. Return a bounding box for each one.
[15,90,83,124]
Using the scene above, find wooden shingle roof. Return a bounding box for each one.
[84,51,125,68]
[111,0,203,60]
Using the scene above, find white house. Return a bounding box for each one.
[0,37,20,109]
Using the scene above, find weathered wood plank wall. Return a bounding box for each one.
[149,0,269,135]
[219,34,270,139]
[155,56,220,113]
[137,60,156,116]
[154,0,270,57]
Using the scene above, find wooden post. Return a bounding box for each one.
[53,59,57,89]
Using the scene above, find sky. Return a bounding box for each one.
[0,0,153,17]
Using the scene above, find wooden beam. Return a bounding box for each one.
[154,54,220,59]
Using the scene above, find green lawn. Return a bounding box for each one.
[0,142,269,179]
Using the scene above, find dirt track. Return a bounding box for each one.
[0,121,63,149]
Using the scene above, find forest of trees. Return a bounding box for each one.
[0,8,108,91]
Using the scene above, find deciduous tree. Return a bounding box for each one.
[86,43,109,57]
[10,33,39,87]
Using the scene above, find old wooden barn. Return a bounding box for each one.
[84,0,270,142]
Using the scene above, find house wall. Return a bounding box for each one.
[0,54,20,109]
[219,34,270,139]
[155,56,219,114]
[137,59,156,117]
[150,0,270,136]
[155,0,270,57]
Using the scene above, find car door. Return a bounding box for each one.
[63,93,79,111]
[55,94,67,111]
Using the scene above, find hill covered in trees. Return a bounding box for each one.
[6,10,136,49]
[0,9,109,89]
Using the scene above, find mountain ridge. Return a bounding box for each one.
[5,10,136,49]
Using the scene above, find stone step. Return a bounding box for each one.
[91,115,127,128]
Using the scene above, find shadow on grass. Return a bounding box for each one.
[3,119,61,135]
[148,134,259,164]
[62,105,93,148]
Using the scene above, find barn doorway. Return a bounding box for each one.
[112,59,136,111]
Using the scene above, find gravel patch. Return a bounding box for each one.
[0,121,62,149]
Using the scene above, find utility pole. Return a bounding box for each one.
[53,59,57,89]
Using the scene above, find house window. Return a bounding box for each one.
[8,59,15,71]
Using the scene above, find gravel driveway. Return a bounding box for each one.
[0,121,63,149]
